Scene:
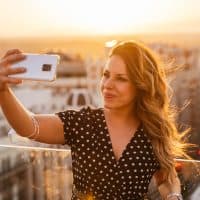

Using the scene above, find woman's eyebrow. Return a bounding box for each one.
[115,74,129,77]
[103,70,128,77]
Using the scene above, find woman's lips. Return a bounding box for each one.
[103,92,116,99]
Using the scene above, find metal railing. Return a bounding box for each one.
[0,141,200,200]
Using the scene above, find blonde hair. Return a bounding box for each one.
[110,40,191,182]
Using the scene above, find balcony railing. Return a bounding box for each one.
[0,139,200,200]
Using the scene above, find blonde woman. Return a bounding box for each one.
[0,41,187,199]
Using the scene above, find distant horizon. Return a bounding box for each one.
[0,32,199,60]
[1,32,200,54]
[1,32,200,40]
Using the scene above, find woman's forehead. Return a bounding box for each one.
[104,55,127,74]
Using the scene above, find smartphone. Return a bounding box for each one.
[8,53,60,81]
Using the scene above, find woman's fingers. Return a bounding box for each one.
[0,76,23,84]
[0,53,26,67]
[0,49,24,90]
[0,67,26,76]
[2,49,22,59]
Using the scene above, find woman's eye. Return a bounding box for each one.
[103,73,109,78]
[102,73,128,82]
[117,77,128,81]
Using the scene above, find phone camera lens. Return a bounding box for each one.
[42,64,52,71]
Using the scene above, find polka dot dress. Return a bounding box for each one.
[56,106,160,200]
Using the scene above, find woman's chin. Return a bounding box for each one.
[103,102,118,110]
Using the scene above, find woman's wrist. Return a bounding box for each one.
[0,85,9,93]
[166,193,183,200]
[0,86,10,104]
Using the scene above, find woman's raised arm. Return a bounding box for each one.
[0,49,65,144]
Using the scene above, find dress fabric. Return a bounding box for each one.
[56,106,160,200]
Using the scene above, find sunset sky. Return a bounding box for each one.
[0,0,199,38]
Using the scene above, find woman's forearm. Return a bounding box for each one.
[0,87,34,136]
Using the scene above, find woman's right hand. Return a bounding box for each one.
[0,49,26,92]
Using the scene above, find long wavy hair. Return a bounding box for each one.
[109,40,191,183]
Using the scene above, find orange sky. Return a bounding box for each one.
[0,0,199,38]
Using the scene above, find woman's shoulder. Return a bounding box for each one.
[77,105,103,117]
[56,105,103,118]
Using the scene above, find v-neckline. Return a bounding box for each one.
[101,109,142,164]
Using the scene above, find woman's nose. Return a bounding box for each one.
[104,78,114,89]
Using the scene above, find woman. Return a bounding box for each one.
[0,41,186,200]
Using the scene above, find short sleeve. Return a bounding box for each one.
[55,106,94,146]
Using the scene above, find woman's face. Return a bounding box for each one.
[100,55,136,110]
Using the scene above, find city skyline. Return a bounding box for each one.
[0,0,200,38]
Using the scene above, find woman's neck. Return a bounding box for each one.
[104,107,140,126]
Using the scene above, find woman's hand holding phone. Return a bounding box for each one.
[0,49,59,92]
[0,49,26,92]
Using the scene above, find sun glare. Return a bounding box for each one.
[37,0,161,35]
[1,0,199,37]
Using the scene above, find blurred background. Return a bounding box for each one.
[0,0,200,199]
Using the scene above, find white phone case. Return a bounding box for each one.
[9,53,60,81]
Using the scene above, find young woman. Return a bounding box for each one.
[0,41,187,199]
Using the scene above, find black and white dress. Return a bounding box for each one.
[56,106,160,200]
